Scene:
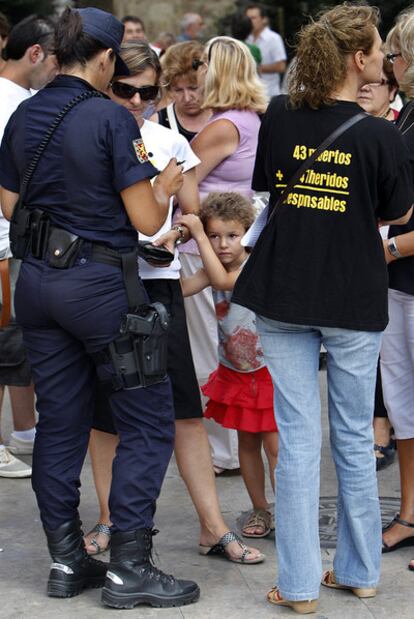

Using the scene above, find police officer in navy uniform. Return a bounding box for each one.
[0,7,199,609]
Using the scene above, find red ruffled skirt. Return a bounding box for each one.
[202,364,277,433]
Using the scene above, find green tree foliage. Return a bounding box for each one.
[0,0,55,24]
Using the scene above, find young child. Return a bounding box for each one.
[179,192,278,538]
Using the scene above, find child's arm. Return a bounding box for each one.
[177,214,241,290]
[180,268,210,297]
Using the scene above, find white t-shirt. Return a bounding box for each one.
[0,77,32,256]
[247,27,287,97]
[138,119,200,279]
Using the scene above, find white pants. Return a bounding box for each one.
[180,253,239,469]
[381,288,414,439]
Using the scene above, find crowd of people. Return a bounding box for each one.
[0,1,413,615]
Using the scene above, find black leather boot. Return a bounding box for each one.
[101,529,200,608]
[45,518,107,598]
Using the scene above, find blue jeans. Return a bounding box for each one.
[256,317,382,601]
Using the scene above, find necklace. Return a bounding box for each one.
[381,107,391,119]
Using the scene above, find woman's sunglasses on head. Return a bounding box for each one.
[110,82,160,101]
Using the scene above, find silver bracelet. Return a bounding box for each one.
[171,224,185,246]
[387,237,402,259]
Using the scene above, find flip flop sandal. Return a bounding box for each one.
[242,508,272,538]
[321,570,376,598]
[267,587,318,614]
[84,523,111,555]
[199,530,265,564]
[382,516,414,553]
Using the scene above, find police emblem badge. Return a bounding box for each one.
[132,138,149,163]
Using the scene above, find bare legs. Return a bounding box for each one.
[382,438,414,548]
[238,430,278,535]
[87,418,263,560]
[9,385,36,430]
[84,429,116,552]
[373,416,392,463]
[0,384,36,444]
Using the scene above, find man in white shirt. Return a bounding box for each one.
[0,15,58,478]
[246,4,287,97]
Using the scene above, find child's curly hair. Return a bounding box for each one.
[288,2,380,109]
[200,192,255,231]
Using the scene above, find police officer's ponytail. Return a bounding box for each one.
[54,7,107,69]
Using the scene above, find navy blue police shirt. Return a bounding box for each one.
[0,75,158,250]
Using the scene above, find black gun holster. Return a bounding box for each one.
[91,247,171,391]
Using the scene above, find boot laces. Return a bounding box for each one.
[145,529,175,585]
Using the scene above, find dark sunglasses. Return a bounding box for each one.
[386,52,402,64]
[110,82,160,101]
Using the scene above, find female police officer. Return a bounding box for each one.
[0,7,200,609]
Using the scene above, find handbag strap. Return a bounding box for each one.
[267,112,367,223]
[19,90,105,201]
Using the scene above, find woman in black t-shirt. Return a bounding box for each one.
[380,9,414,568]
[232,4,413,613]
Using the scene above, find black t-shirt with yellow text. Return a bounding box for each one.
[233,96,413,331]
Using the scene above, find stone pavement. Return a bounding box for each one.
[1,373,413,619]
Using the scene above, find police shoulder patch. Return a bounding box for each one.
[132,138,149,164]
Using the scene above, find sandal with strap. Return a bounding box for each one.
[374,440,396,471]
[199,531,265,564]
[242,508,272,538]
[84,523,111,555]
[382,513,400,532]
[382,515,414,553]
[321,570,376,598]
[267,587,318,614]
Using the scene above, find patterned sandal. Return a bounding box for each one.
[199,531,265,564]
[267,587,318,614]
[84,523,111,555]
[242,508,272,538]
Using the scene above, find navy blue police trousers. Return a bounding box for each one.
[15,255,175,532]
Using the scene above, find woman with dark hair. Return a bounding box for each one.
[0,7,199,609]
[232,3,413,613]
[86,40,264,567]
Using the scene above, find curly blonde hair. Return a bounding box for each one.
[288,3,379,109]
[200,192,255,231]
[203,36,267,113]
[386,8,414,99]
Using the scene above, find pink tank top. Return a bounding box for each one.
[179,109,260,254]
[198,109,261,200]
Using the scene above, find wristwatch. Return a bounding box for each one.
[387,237,402,259]
[171,224,185,246]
